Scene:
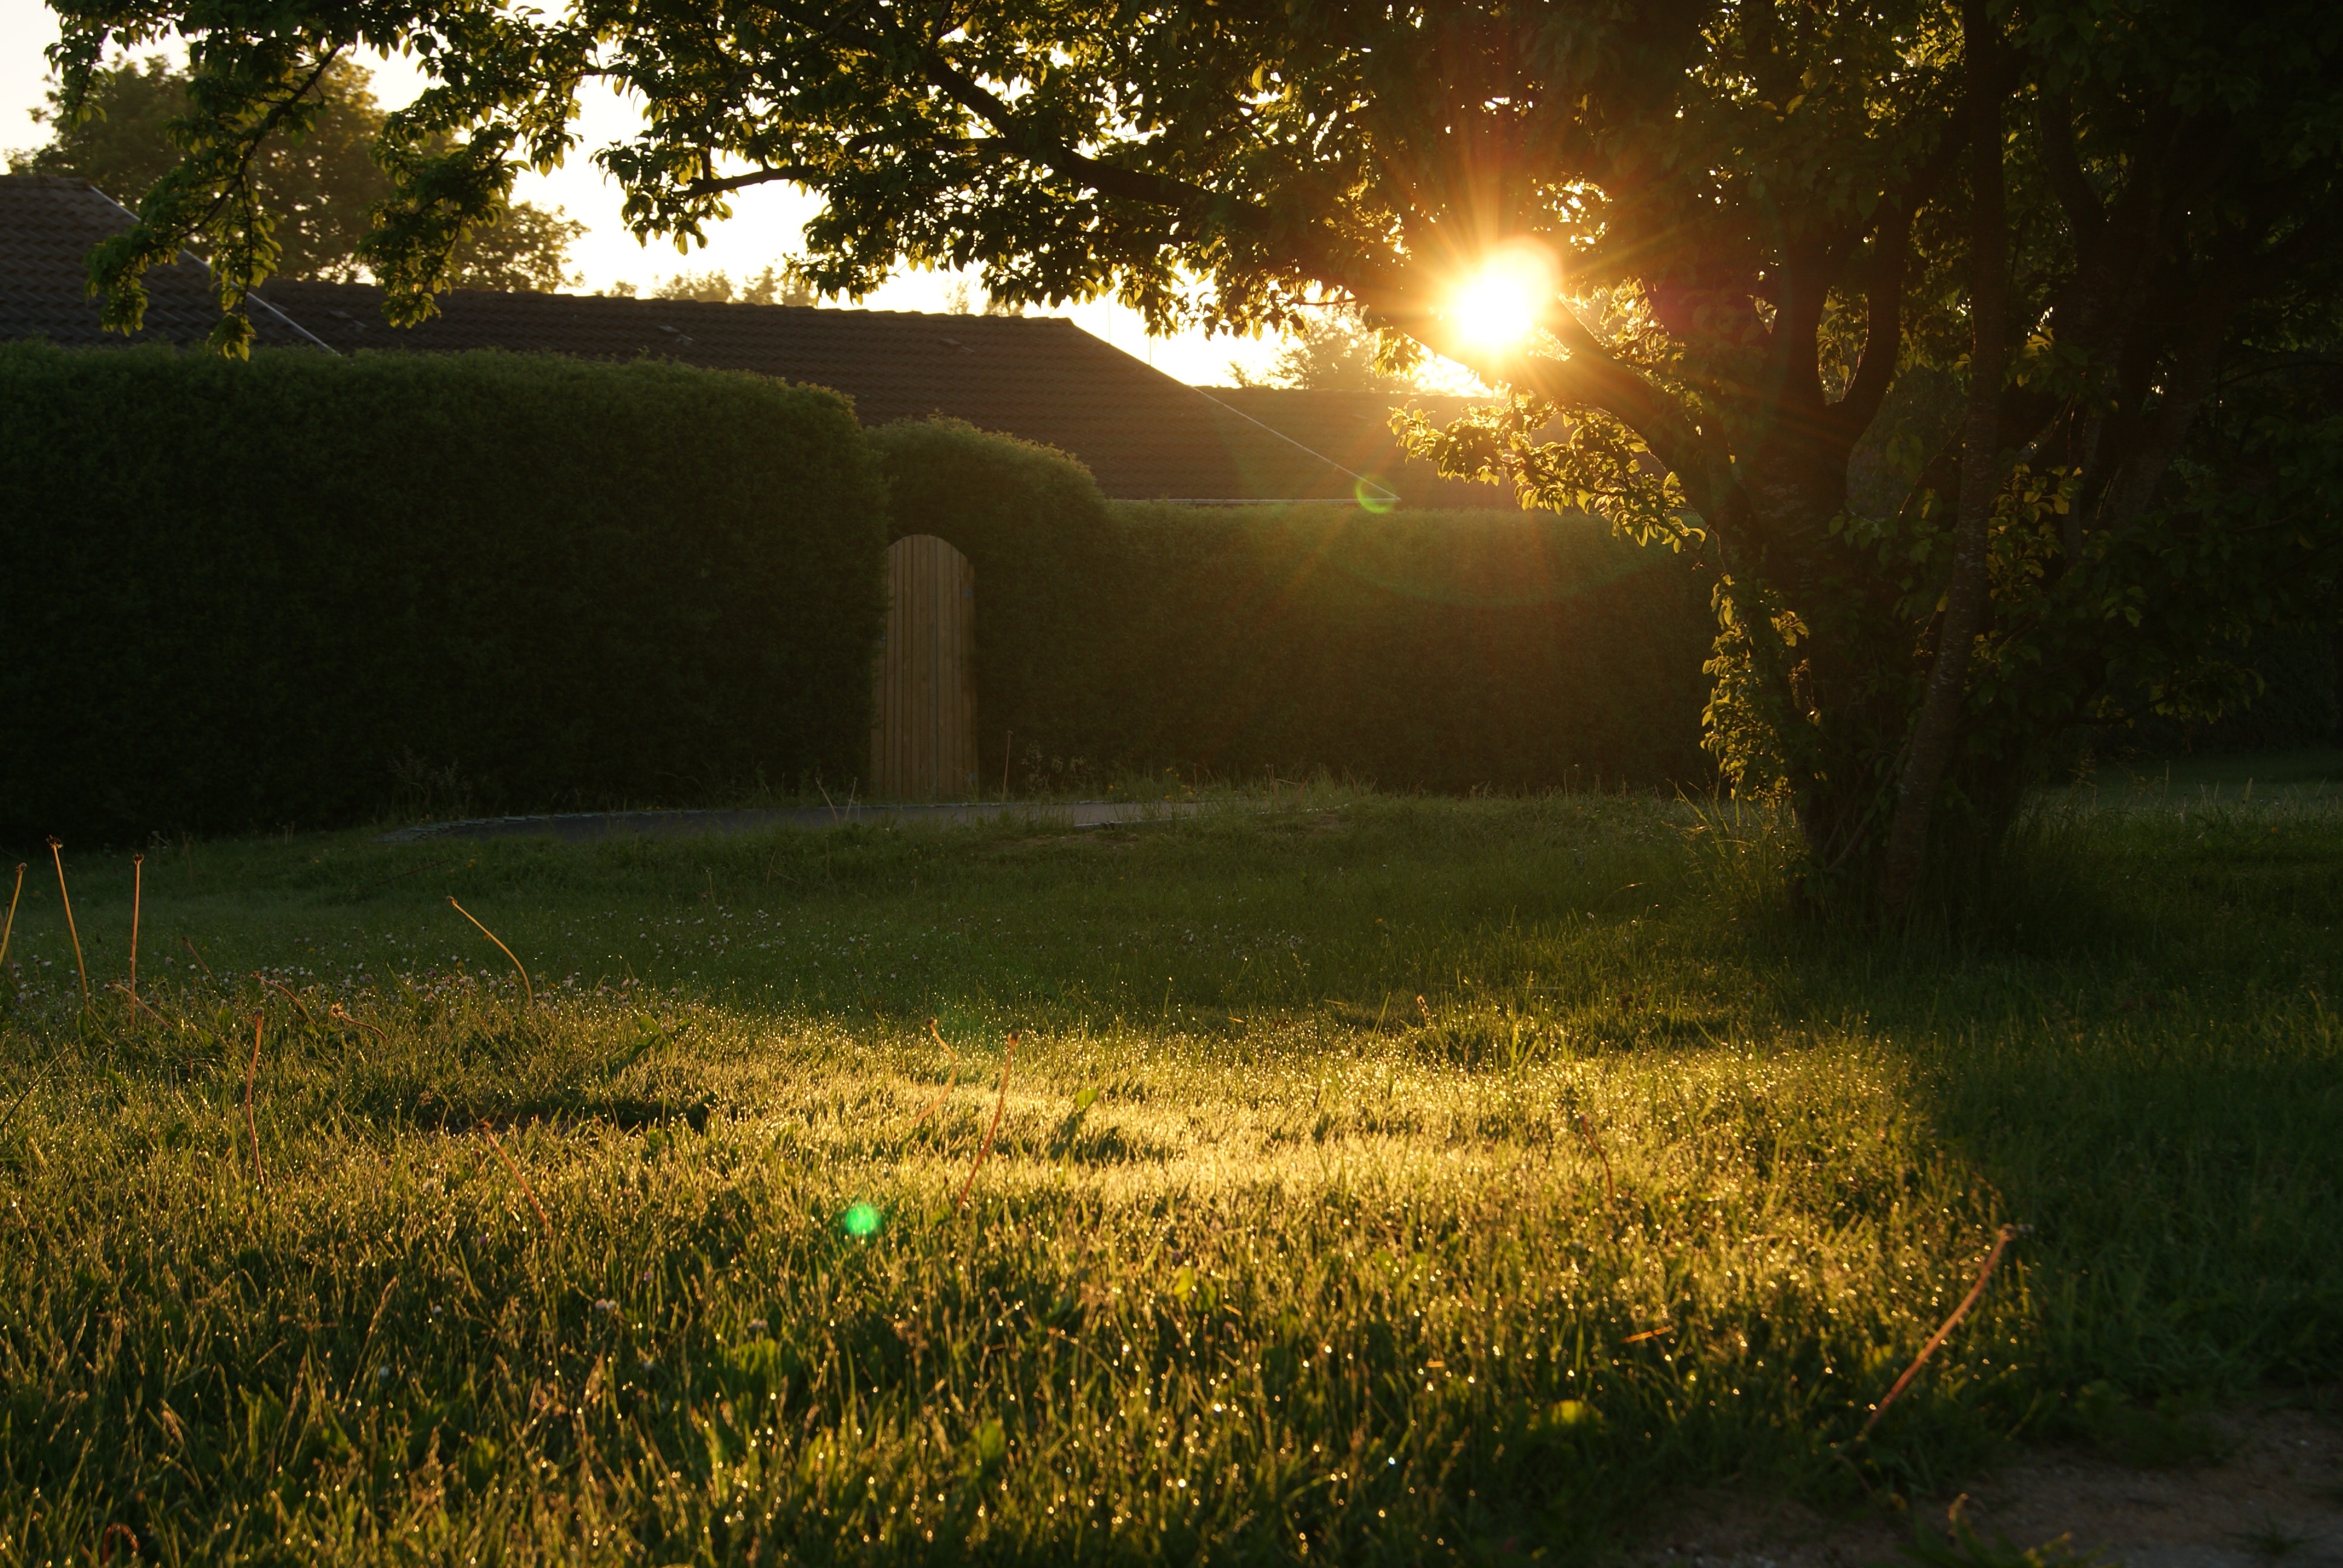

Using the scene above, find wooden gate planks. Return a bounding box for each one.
[870,534,978,799]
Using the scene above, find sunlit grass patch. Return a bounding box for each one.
[1,776,2339,1563]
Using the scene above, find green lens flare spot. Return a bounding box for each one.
[1354,477,1398,514]
[840,1201,883,1239]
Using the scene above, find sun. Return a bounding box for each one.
[1448,244,1558,353]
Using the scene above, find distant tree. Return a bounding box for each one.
[447,202,583,292]
[651,269,739,302]
[742,266,813,307]
[941,277,1023,316]
[13,54,581,290]
[651,264,812,305]
[1229,315,1415,393]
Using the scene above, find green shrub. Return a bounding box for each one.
[0,343,885,843]
[876,420,1712,791]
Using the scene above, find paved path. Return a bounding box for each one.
[376,800,1205,844]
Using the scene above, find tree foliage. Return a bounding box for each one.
[44,0,2343,912]
[13,54,583,290]
[1229,314,1419,393]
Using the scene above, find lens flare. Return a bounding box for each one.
[1449,244,1558,353]
[840,1201,883,1238]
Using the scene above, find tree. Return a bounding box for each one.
[48,0,2343,914]
[1230,315,1417,394]
[447,201,584,292]
[15,54,583,290]
[653,265,814,305]
[940,277,1020,315]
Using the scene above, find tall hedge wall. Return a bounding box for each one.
[0,344,885,843]
[868,419,1129,766]
[875,420,1712,792]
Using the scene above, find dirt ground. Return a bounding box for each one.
[1631,1398,2343,1568]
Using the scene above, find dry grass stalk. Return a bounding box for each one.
[244,1014,265,1188]
[0,1071,41,1139]
[0,862,23,976]
[258,976,317,1027]
[1576,1112,1618,1213]
[909,1017,962,1127]
[327,1002,390,1045]
[957,1030,1018,1218]
[447,897,534,1007]
[129,854,143,1003]
[46,838,91,1013]
[479,1119,552,1234]
[181,936,217,986]
[1856,1223,2024,1442]
[108,981,169,1027]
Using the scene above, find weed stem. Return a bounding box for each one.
[480,1120,552,1233]
[1857,1223,2023,1442]
[448,897,534,1008]
[0,862,22,978]
[909,1017,961,1126]
[258,976,317,1027]
[46,838,91,1013]
[129,854,143,1002]
[245,1014,265,1188]
[957,1031,1017,1218]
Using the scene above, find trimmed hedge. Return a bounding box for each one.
[876,421,1712,792]
[868,419,1129,766]
[0,343,886,843]
[1099,503,1712,791]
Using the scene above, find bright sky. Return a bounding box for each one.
[0,0,1293,384]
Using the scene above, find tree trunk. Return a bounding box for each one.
[1875,0,2007,924]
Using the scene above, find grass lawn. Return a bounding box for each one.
[2,766,2339,1564]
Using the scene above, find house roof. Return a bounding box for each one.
[0,175,325,351]
[1204,386,1536,509]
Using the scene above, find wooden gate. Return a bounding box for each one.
[870,534,977,799]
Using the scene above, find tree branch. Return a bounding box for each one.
[2035,92,2103,253]
[681,163,839,197]
[1832,115,1965,439]
[1878,0,2007,922]
[1832,206,1913,437]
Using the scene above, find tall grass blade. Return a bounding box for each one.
[0,862,22,979]
[447,897,534,1008]
[957,1031,1017,1218]
[45,838,90,1013]
[479,1120,552,1235]
[244,1014,265,1189]
[128,854,143,1003]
